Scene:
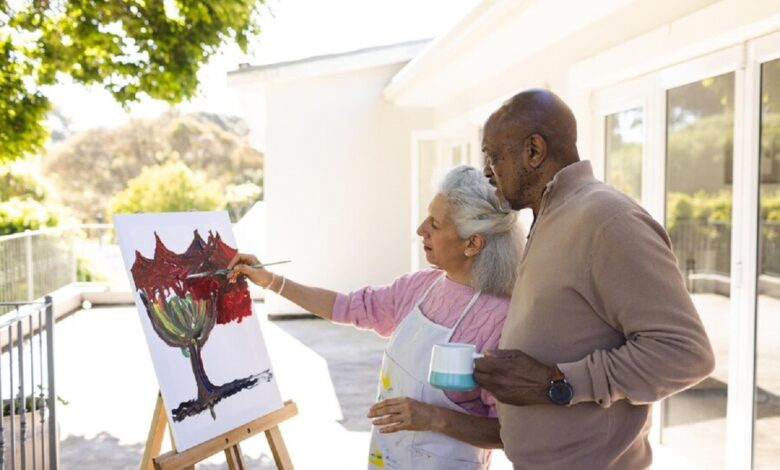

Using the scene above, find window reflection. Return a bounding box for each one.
[754,58,780,470]
[605,108,643,202]
[663,72,734,469]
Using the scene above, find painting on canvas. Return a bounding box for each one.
[114,211,282,451]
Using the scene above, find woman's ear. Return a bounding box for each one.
[465,234,486,257]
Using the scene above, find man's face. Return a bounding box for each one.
[482,124,536,211]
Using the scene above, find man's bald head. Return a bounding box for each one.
[481,89,580,213]
[485,89,579,164]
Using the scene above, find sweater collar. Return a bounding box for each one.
[542,160,597,208]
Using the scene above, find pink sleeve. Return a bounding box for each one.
[482,390,498,418]
[332,269,441,337]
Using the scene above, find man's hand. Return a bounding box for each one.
[367,397,440,433]
[474,349,554,406]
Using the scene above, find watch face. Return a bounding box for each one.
[548,380,573,405]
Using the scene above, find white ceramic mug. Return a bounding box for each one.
[428,343,484,391]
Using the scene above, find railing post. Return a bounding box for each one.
[25,231,34,301]
[45,296,57,470]
[71,229,77,284]
[17,321,27,470]
[29,315,36,470]
[9,323,15,470]
[38,309,45,469]
[0,325,5,469]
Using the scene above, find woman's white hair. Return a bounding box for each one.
[439,165,523,297]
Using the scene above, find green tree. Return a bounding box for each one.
[44,111,263,221]
[0,198,59,235]
[0,156,67,234]
[0,157,49,201]
[0,0,264,163]
[109,160,224,215]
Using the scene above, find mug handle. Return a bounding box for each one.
[473,352,484,359]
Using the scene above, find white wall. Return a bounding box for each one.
[413,0,780,169]
[262,63,433,314]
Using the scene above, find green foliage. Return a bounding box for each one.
[667,189,780,235]
[0,0,264,163]
[2,387,68,416]
[109,160,224,215]
[606,142,642,201]
[667,114,734,195]
[44,112,263,221]
[76,255,107,282]
[0,197,59,235]
[763,192,780,223]
[0,38,51,161]
[0,158,50,201]
[225,182,262,222]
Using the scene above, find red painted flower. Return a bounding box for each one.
[131,230,252,325]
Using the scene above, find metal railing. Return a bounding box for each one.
[670,220,780,276]
[0,297,57,469]
[0,225,124,314]
[0,228,75,314]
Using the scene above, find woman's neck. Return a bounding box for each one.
[444,265,473,288]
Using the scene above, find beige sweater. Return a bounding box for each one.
[498,160,715,469]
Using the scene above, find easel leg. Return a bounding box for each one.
[265,425,294,469]
[225,444,247,470]
[141,393,168,470]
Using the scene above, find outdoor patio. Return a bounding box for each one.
[51,302,518,469]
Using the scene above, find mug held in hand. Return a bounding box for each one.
[428,343,484,391]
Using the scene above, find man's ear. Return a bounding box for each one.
[466,234,486,257]
[526,133,547,169]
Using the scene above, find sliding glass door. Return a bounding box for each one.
[754,56,780,470]
[661,72,735,469]
[605,108,644,203]
[594,37,780,467]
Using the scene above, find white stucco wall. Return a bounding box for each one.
[249,61,433,314]
[390,0,780,164]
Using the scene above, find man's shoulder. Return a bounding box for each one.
[571,181,646,223]
[574,182,669,246]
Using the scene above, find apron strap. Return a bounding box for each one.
[450,290,481,334]
[414,272,446,309]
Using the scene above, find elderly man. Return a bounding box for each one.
[474,89,715,469]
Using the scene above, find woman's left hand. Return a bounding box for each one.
[367,397,440,433]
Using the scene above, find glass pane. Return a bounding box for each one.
[605,108,643,202]
[662,72,734,468]
[755,58,780,469]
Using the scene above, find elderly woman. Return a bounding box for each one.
[228,165,522,469]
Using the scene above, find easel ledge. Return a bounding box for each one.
[141,394,298,470]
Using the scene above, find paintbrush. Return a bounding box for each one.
[185,260,291,279]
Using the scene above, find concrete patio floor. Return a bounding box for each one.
[53,303,515,469]
[48,297,765,469]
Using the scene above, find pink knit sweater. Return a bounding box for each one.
[332,268,509,417]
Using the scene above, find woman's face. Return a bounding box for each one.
[416,194,469,272]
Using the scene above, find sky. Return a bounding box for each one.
[46,0,479,133]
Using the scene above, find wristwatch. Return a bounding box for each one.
[547,366,573,406]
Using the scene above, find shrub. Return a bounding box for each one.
[0,198,59,235]
[109,160,225,216]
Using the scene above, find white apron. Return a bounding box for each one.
[368,273,489,470]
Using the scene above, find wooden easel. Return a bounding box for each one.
[140,393,298,470]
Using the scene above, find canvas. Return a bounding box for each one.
[114,211,283,452]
